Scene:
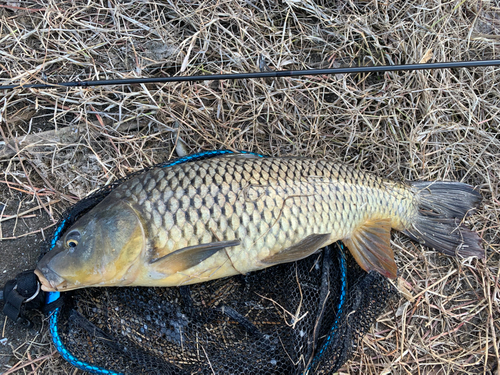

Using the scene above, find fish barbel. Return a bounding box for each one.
[35,153,484,291]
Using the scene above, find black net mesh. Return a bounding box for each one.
[39,152,398,374]
[51,247,396,374]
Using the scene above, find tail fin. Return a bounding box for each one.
[402,182,484,259]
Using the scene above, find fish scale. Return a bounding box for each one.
[105,157,412,285]
[35,153,484,291]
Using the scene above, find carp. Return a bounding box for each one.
[35,153,484,291]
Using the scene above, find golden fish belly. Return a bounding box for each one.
[109,157,416,286]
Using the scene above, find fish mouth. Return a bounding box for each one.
[34,267,68,292]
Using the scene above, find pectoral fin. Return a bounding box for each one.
[343,218,397,279]
[261,233,332,265]
[150,240,241,275]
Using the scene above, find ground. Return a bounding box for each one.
[0,1,499,374]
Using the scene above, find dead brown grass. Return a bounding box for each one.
[0,0,499,374]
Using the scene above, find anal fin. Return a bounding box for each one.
[150,240,240,275]
[343,218,397,279]
[262,233,332,265]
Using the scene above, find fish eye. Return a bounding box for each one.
[66,239,78,248]
[65,230,81,249]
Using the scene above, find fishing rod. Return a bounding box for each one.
[1,59,499,91]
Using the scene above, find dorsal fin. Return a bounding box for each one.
[159,150,265,168]
[219,152,264,160]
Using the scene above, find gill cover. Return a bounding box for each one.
[36,197,146,291]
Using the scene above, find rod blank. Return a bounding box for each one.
[1,59,499,91]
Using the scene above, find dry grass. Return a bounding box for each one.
[0,0,499,374]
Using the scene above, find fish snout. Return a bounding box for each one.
[34,267,67,292]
